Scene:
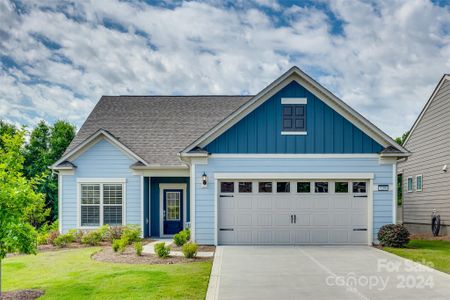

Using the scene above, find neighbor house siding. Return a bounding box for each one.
[205,81,383,154]
[398,78,450,226]
[61,139,141,233]
[194,157,394,245]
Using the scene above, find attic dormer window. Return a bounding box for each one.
[281,98,307,135]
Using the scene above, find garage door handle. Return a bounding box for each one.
[219,228,234,231]
[294,214,296,224]
[354,195,367,198]
[220,195,234,198]
[353,228,367,231]
[290,215,293,224]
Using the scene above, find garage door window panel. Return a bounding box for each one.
[297,182,311,193]
[315,182,329,193]
[353,182,367,193]
[239,182,252,193]
[277,182,290,193]
[221,182,234,193]
[335,182,349,193]
[259,182,272,193]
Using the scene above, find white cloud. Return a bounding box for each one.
[0,0,449,138]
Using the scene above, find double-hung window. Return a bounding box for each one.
[407,177,413,193]
[80,182,124,227]
[281,98,307,135]
[416,175,423,192]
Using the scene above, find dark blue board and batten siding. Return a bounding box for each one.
[205,81,383,154]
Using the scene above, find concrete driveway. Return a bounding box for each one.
[206,246,450,300]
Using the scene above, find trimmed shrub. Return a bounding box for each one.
[53,233,75,248]
[154,242,170,258]
[134,241,143,256]
[98,225,111,241]
[378,224,410,248]
[37,232,49,245]
[118,238,129,254]
[108,226,124,241]
[182,242,198,259]
[173,229,190,247]
[81,231,103,246]
[67,229,84,243]
[112,239,120,252]
[122,225,141,244]
[46,230,60,245]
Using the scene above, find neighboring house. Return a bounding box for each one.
[51,66,409,245]
[397,74,450,235]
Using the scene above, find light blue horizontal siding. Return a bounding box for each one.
[205,81,383,154]
[194,157,394,245]
[61,139,141,233]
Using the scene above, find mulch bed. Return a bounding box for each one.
[411,233,450,241]
[0,289,44,300]
[170,244,216,252]
[92,245,213,265]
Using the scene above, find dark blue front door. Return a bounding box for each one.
[163,189,183,235]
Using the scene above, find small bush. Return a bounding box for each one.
[134,241,143,256]
[112,239,120,252]
[118,238,129,254]
[98,225,111,241]
[378,224,410,248]
[154,242,170,258]
[53,233,75,248]
[67,229,84,243]
[81,230,102,246]
[108,226,124,241]
[122,225,141,244]
[46,230,60,245]
[182,242,198,259]
[173,229,190,247]
[37,232,49,245]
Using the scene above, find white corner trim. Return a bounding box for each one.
[159,183,187,237]
[281,97,307,105]
[58,173,63,233]
[214,178,218,246]
[403,75,450,146]
[393,164,397,224]
[190,164,196,242]
[77,178,126,183]
[140,176,144,238]
[214,172,374,180]
[51,129,149,168]
[281,131,307,135]
[368,179,374,245]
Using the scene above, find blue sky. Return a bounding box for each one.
[1,0,449,137]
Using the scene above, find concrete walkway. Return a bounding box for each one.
[206,246,450,300]
[142,239,214,257]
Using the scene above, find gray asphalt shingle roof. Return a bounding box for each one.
[65,95,253,166]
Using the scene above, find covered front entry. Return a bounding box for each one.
[218,179,369,245]
[144,177,190,238]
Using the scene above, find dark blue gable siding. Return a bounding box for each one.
[205,81,383,153]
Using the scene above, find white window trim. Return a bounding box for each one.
[77,180,126,229]
[281,97,307,105]
[281,131,307,135]
[407,176,413,193]
[159,183,187,238]
[416,174,423,192]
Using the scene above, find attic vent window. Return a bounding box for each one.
[281,98,307,135]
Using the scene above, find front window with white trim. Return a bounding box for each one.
[407,177,413,192]
[80,183,124,227]
[416,175,423,192]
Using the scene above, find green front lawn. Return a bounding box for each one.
[2,247,212,299]
[384,239,450,274]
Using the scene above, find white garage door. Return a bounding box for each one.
[218,180,368,245]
